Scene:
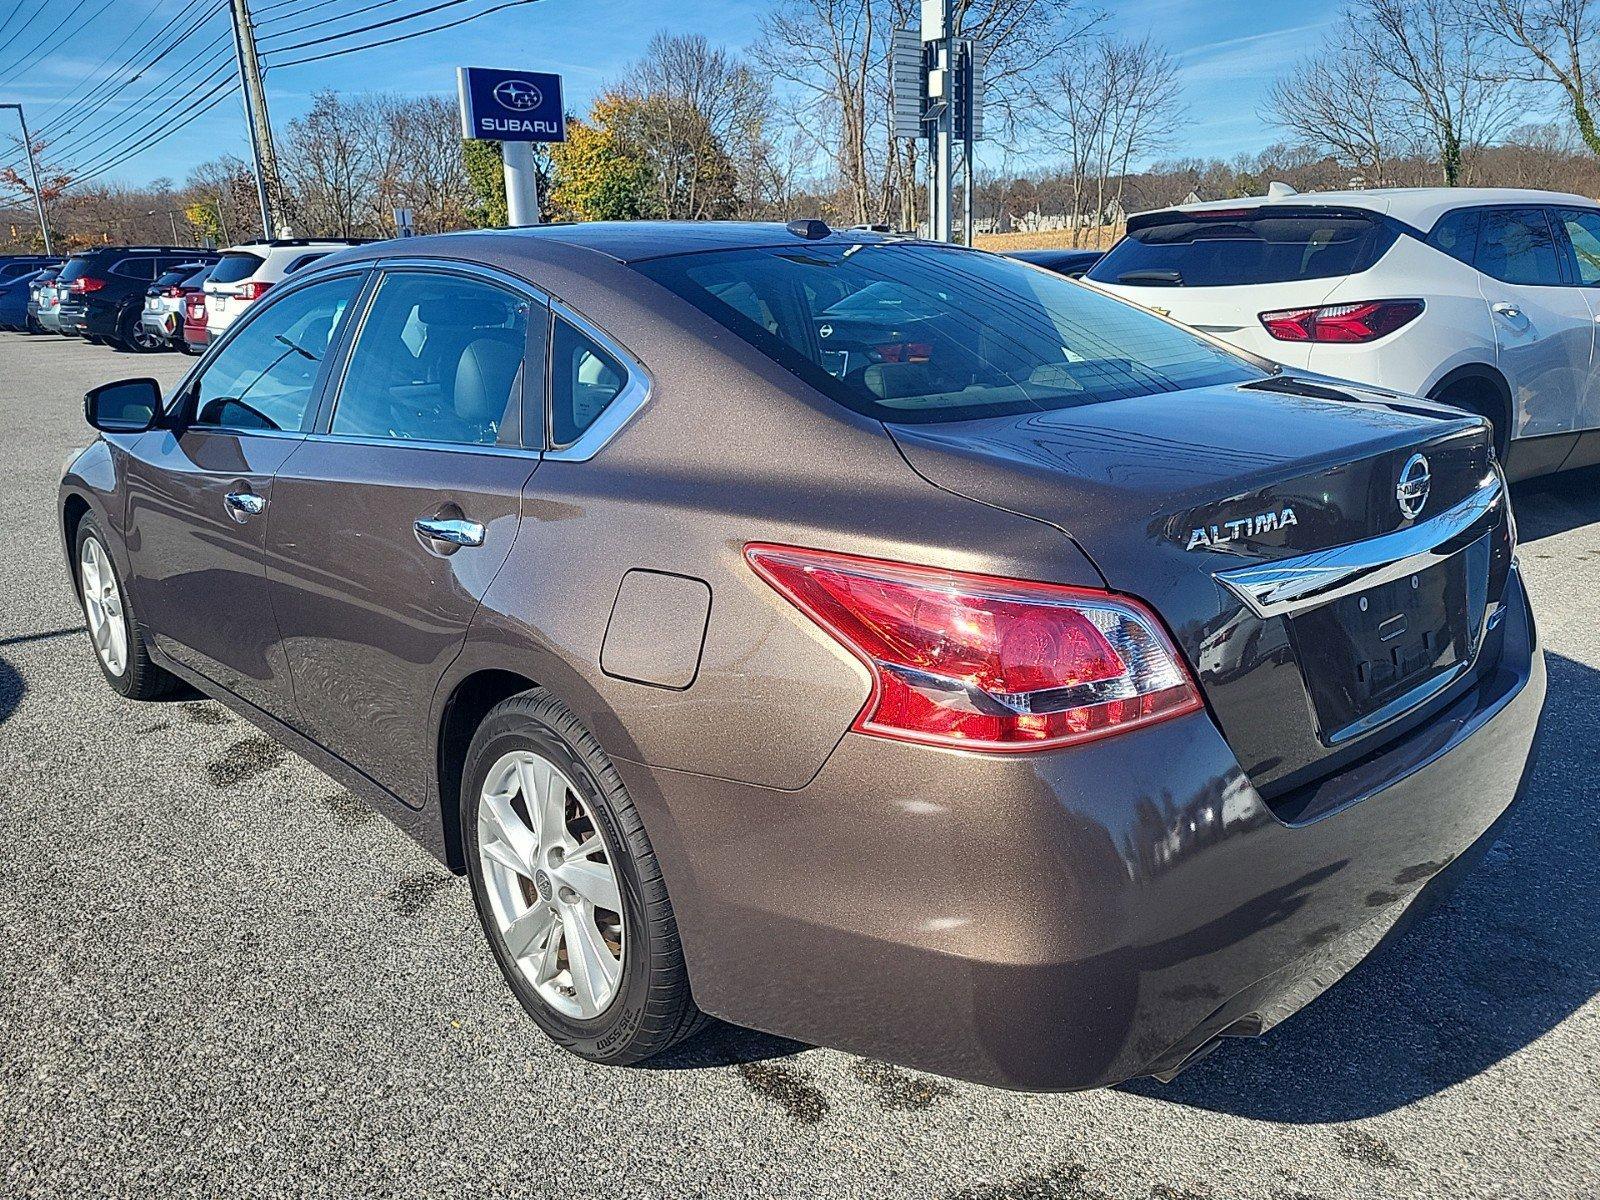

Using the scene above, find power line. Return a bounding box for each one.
[267,0,542,69]
[31,0,200,127]
[0,2,49,61]
[65,80,241,189]
[33,0,225,140]
[258,0,421,44]
[0,0,119,87]
[264,0,521,57]
[50,54,236,170]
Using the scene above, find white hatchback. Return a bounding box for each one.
[204,239,366,338]
[1085,186,1600,480]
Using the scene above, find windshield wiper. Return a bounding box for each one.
[1117,268,1183,286]
[274,333,316,361]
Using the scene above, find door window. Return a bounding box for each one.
[1426,208,1480,266]
[1475,208,1564,286]
[551,316,628,446]
[330,271,529,446]
[1554,208,1600,285]
[190,274,363,432]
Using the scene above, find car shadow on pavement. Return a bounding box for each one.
[1510,463,1600,542]
[647,1019,812,1071]
[1123,649,1599,1123]
[0,655,21,725]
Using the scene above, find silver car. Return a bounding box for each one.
[139,261,213,349]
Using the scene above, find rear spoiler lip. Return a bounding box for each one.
[1125,204,1422,238]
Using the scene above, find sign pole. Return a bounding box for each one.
[503,140,540,227]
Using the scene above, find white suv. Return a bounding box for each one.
[1085,186,1600,480]
[204,238,366,338]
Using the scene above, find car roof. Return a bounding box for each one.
[335,220,907,266]
[1142,186,1600,231]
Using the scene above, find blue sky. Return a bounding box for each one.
[0,0,1345,187]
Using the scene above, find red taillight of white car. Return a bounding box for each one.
[1259,299,1424,343]
[746,544,1202,753]
[236,281,272,301]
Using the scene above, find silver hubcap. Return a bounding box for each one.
[80,536,127,677]
[477,749,625,1019]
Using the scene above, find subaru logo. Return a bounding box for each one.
[493,79,543,111]
[1397,453,1431,520]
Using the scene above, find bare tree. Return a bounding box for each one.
[1345,0,1517,184]
[618,33,775,219]
[1472,0,1600,156]
[1046,35,1183,246]
[1264,47,1413,185]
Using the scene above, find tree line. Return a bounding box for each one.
[9,0,1600,251]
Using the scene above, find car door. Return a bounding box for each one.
[121,269,367,716]
[265,265,542,805]
[1550,205,1600,436]
[1473,206,1592,439]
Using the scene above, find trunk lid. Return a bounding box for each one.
[888,378,1509,795]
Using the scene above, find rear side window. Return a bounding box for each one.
[209,252,265,284]
[331,271,529,446]
[1554,208,1600,285]
[550,318,628,446]
[284,252,327,275]
[111,258,157,280]
[1086,210,1394,287]
[635,242,1260,424]
[1474,208,1563,285]
[1426,209,1480,265]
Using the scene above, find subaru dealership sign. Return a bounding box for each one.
[457,67,566,142]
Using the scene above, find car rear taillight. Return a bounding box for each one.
[1259,299,1424,343]
[69,276,106,294]
[160,285,183,298]
[236,281,271,300]
[746,545,1202,752]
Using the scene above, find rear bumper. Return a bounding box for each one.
[140,309,180,339]
[619,567,1544,1090]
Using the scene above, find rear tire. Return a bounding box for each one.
[462,688,705,1065]
[1430,376,1509,462]
[73,515,179,701]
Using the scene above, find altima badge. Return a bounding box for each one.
[1186,506,1299,550]
[1397,453,1430,520]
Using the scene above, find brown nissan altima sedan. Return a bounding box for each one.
[59,221,1544,1090]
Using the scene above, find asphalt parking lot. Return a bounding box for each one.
[1,331,1596,1200]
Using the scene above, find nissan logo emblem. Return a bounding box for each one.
[493,79,543,111]
[1397,453,1431,520]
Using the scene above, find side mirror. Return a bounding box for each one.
[84,378,161,433]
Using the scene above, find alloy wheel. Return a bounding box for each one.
[477,749,625,1019]
[80,536,127,676]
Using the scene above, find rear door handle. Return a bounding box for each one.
[224,491,266,519]
[414,516,485,547]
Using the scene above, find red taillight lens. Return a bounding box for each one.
[161,285,183,298]
[236,280,271,300]
[70,276,105,294]
[1259,299,1424,343]
[746,544,1202,752]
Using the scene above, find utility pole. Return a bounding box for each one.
[227,0,281,238]
[1,104,53,256]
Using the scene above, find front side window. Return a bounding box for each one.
[330,272,528,446]
[551,317,627,446]
[1555,208,1600,285]
[190,274,363,432]
[635,242,1260,424]
[1475,208,1564,286]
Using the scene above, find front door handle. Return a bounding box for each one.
[414,516,485,547]
[225,491,266,519]
[1491,301,1523,320]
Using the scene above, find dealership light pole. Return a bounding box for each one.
[227,0,281,238]
[1,103,53,256]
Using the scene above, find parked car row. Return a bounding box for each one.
[6,238,365,353]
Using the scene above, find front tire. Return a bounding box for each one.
[462,689,704,1065]
[74,515,178,700]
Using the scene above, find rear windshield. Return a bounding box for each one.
[154,268,194,287]
[633,242,1261,424]
[182,263,214,286]
[1086,210,1395,287]
[55,256,94,284]
[209,252,265,284]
